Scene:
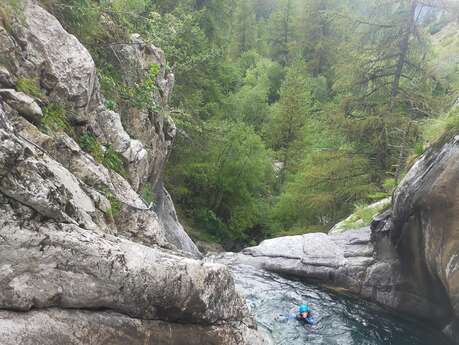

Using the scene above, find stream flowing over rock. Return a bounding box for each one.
[224,135,459,344]
[0,1,269,344]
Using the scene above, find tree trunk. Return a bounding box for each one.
[390,0,418,107]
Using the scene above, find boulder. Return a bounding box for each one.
[225,228,375,295]
[0,66,14,87]
[0,125,99,231]
[0,201,243,323]
[9,2,100,111]
[0,89,42,123]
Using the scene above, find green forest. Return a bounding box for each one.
[31,0,459,249]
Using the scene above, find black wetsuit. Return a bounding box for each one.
[296,313,314,325]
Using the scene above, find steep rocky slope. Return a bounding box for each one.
[381,135,459,341]
[0,1,270,344]
[223,134,459,343]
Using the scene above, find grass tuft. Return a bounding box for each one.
[41,103,72,134]
[16,78,43,98]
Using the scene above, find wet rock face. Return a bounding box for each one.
[388,135,459,342]
[155,187,201,256]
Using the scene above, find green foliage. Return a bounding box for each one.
[104,99,117,111]
[50,0,458,247]
[168,121,273,247]
[103,145,128,177]
[43,0,149,45]
[229,0,257,56]
[141,183,156,206]
[0,0,23,32]
[79,132,104,163]
[41,103,72,134]
[271,148,375,231]
[98,68,123,104]
[16,78,42,98]
[105,190,122,219]
[223,54,279,130]
[422,108,459,145]
[267,62,314,172]
[110,0,146,15]
[79,132,127,177]
[341,199,391,230]
[120,64,160,110]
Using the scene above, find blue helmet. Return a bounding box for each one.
[299,304,309,313]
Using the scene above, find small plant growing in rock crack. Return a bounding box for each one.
[41,102,72,135]
[142,183,156,207]
[79,132,104,163]
[104,190,122,220]
[79,132,128,177]
[104,99,117,111]
[16,78,43,98]
[103,145,128,178]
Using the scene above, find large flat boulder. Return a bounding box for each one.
[225,228,375,295]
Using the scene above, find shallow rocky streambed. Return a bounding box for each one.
[209,256,454,345]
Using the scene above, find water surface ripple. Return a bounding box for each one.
[218,259,452,345]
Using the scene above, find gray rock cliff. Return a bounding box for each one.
[0,1,269,344]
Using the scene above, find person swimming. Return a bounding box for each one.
[295,304,314,325]
[275,304,315,325]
